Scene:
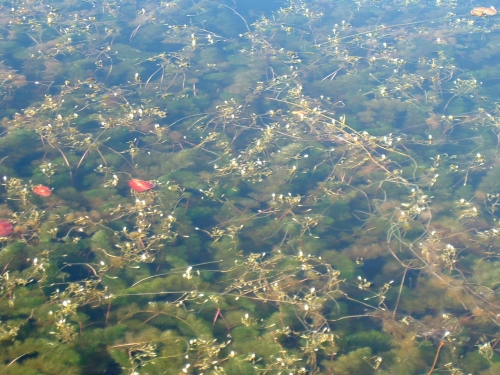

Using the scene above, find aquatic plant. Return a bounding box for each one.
[2,0,500,374]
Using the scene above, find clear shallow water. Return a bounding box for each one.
[1,0,500,374]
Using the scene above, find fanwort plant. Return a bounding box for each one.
[2,0,500,374]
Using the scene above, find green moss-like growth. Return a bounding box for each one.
[0,339,81,375]
[322,347,375,375]
[343,330,392,354]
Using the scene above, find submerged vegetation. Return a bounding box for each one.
[2,0,500,373]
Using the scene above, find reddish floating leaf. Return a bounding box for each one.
[33,185,52,197]
[129,179,155,192]
[0,219,13,237]
[471,6,497,16]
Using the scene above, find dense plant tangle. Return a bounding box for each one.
[1,0,500,374]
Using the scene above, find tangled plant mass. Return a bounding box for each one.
[1,0,500,374]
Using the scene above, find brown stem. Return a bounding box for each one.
[427,341,445,375]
